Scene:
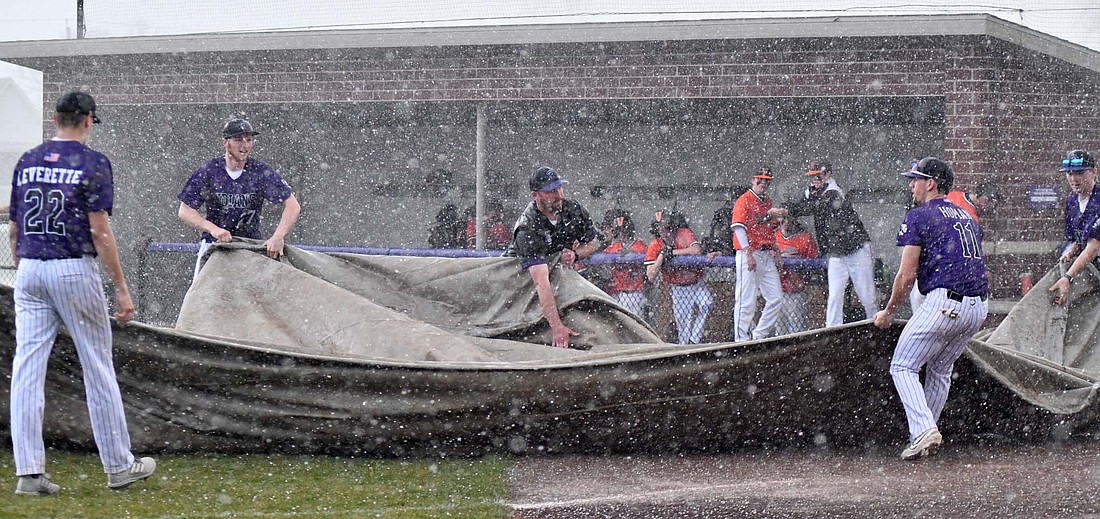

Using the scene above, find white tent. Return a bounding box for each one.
[0,60,42,273]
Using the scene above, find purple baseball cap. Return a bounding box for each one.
[529,166,568,192]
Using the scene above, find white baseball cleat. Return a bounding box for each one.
[900,428,942,460]
[108,457,157,489]
[15,474,60,496]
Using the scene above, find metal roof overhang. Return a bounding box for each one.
[0,14,1098,73]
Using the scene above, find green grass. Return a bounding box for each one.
[0,450,511,518]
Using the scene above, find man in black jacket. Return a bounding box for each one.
[770,160,879,327]
[505,166,601,349]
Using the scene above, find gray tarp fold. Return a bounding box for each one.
[967,264,1100,414]
[0,242,1097,455]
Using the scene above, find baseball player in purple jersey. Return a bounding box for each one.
[8,91,155,495]
[874,157,989,460]
[1050,150,1100,305]
[177,118,301,279]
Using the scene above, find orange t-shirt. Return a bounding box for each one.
[466,219,513,249]
[945,191,979,222]
[775,229,818,293]
[487,221,511,249]
[644,228,704,286]
[603,239,648,293]
[731,189,777,250]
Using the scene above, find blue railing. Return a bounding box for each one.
[144,242,828,269]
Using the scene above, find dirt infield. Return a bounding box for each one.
[506,440,1100,518]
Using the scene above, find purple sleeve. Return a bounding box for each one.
[83,152,114,214]
[261,167,293,204]
[1087,218,1100,242]
[178,167,207,209]
[896,209,923,247]
[1065,196,1075,243]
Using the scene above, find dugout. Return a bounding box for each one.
[0,14,1098,323]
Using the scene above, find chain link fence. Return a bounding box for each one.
[580,255,887,344]
[0,222,13,287]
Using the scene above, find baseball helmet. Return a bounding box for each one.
[605,209,636,238]
[651,209,687,236]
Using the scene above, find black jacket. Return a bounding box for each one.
[788,184,870,257]
[504,199,597,268]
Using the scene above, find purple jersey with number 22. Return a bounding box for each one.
[177,156,293,242]
[9,139,113,260]
[896,198,988,297]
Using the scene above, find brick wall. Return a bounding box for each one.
[944,38,1100,242]
[20,36,952,106]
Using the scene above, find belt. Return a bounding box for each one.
[946,289,987,302]
[29,255,88,261]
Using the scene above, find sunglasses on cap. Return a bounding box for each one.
[1064,157,1092,169]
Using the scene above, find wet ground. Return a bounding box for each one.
[506,441,1100,518]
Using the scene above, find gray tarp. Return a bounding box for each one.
[0,242,1095,455]
[968,263,1100,415]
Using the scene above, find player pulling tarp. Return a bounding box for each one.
[0,241,1097,456]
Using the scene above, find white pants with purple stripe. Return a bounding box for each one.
[890,287,988,441]
[11,257,136,476]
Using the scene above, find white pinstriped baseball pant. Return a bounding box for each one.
[890,287,988,441]
[10,257,136,476]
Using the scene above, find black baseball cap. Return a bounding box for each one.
[55,90,100,124]
[529,166,567,192]
[1059,150,1095,172]
[223,118,260,139]
[902,157,954,189]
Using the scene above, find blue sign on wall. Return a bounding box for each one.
[1027,186,1060,210]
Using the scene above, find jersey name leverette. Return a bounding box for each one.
[15,166,84,186]
[937,205,973,220]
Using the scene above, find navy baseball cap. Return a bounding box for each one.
[902,157,954,188]
[529,166,567,192]
[55,90,100,124]
[1060,150,1095,172]
[223,118,260,139]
